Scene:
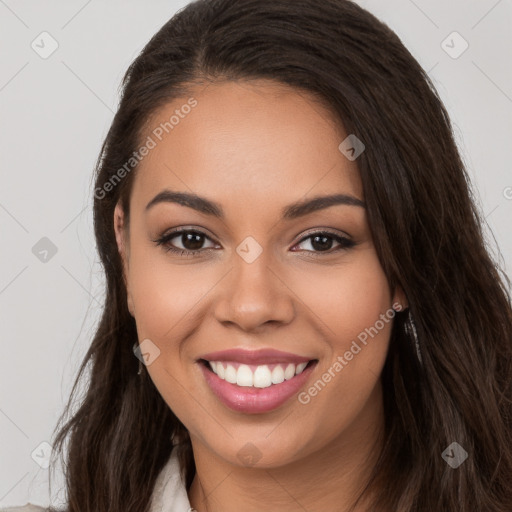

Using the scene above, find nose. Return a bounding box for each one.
[213,249,295,332]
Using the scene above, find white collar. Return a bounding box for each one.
[150,449,192,512]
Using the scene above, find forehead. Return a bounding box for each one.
[131,79,363,214]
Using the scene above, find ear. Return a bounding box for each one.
[392,284,409,313]
[114,202,135,317]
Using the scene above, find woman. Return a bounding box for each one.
[5,0,511,511]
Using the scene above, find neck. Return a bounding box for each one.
[188,383,386,512]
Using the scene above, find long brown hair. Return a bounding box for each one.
[48,1,512,510]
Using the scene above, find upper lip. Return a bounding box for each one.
[199,348,314,365]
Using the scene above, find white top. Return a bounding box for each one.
[0,449,192,512]
[149,448,192,511]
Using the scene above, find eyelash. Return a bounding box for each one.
[152,228,356,259]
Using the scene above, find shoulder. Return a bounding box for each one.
[0,504,48,512]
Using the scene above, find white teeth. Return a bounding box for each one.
[295,362,308,375]
[224,364,237,384]
[284,363,296,380]
[216,362,225,379]
[253,365,272,388]
[207,360,311,387]
[271,365,285,384]
[236,364,253,387]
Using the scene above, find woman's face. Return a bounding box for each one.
[114,79,406,468]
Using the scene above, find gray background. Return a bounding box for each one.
[1,0,511,508]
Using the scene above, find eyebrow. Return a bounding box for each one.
[145,189,366,219]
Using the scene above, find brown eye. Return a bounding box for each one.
[176,231,207,251]
[292,231,355,254]
[153,229,218,256]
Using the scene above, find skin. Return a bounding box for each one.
[114,79,407,512]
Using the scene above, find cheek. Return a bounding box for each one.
[292,252,392,405]
[127,246,214,341]
[293,251,392,349]
[272,259,393,462]
[126,248,211,426]
[336,264,392,347]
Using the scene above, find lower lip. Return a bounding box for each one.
[199,361,317,414]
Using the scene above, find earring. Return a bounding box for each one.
[133,342,144,376]
[404,309,423,364]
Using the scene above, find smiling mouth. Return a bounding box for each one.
[199,358,318,388]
